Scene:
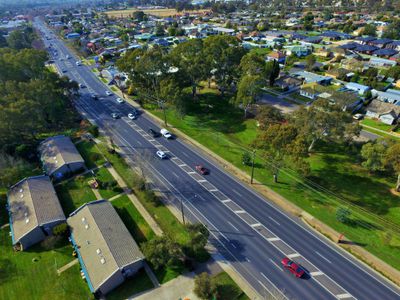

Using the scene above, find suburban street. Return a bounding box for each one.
[35,18,400,300]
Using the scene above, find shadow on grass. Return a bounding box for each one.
[114,206,148,244]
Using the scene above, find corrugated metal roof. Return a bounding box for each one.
[39,135,84,176]
[68,200,144,292]
[8,175,66,244]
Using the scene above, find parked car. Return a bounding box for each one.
[353,113,364,120]
[156,150,167,159]
[281,257,305,278]
[111,112,120,119]
[148,128,160,137]
[160,128,172,139]
[116,97,124,104]
[128,112,137,120]
[105,91,112,96]
[195,165,209,175]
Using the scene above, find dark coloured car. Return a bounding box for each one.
[111,112,120,119]
[91,94,98,100]
[148,128,160,138]
[281,257,305,278]
[195,165,209,175]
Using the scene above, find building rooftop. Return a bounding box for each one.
[8,175,66,245]
[39,135,85,176]
[68,200,144,293]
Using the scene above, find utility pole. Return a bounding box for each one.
[250,150,256,184]
[180,197,185,225]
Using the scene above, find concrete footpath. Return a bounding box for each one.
[104,161,164,237]
[131,272,199,300]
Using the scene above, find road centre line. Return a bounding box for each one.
[73,61,356,300]
[315,251,332,264]
[268,216,281,226]
[269,259,283,272]
[227,221,239,232]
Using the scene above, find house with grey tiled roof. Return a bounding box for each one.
[67,200,144,296]
[39,135,85,179]
[7,175,66,251]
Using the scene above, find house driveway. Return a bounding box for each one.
[259,93,300,114]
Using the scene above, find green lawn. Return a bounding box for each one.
[55,174,97,215]
[143,89,400,270]
[93,167,123,199]
[106,268,154,300]
[361,118,394,132]
[112,195,155,244]
[0,228,93,300]
[76,140,106,169]
[213,272,249,300]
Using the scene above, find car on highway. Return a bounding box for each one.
[128,112,137,120]
[59,57,64,61]
[62,69,67,73]
[105,91,112,96]
[79,83,85,88]
[156,150,167,159]
[91,94,98,100]
[281,257,305,278]
[111,112,120,119]
[116,97,124,104]
[148,128,160,137]
[66,54,70,59]
[195,165,209,175]
[160,128,172,139]
[76,61,81,66]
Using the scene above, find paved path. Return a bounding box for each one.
[144,262,160,288]
[361,123,400,139]
[131,272,199,300]
[104,163,163,236]
[57,258,78,275]
[108,192,126,201]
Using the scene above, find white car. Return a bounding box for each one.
[76,61,81,66]
[128,113,137,120]
[160,128,172,139]
[105,91,112,96]
[66,55,70,59]
[353,113,364,120]
[116,97,124,103]
[156,150,167,159]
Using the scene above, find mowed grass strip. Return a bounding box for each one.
[144,88,400,270]
[0,229,93,300]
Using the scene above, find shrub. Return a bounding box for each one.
[144,190,161,206]
[242,152,252,166]
[88,125,99,137]
[193,272,216,300]
[88,152,102,163]
[52,223,68,236]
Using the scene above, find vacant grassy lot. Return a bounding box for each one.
[105,8,210,18]
[76,140,106,169]
[55,174,97,215]
[0,228,92,300]
[112,195,155,244]
[361,118,394,132]
[144,86,400,270]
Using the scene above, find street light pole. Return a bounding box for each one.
[162,101,167,127]
[180,197,185,225]
[250,150,256,184]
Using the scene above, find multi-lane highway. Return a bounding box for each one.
[35,18,400,300]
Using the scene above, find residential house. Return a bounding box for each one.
[292,71,333,85]
[285,45,312,57]
[366,100,400,125]
[369,57,397,67]
[344,82,371,95]
[266,51,286,64]
[7,175,66,251]
[275,75,303,90]
[39,135,85,179]
[68,200,145,296]
[369,38,393,48]
[373,48,398,58]
[372,89,400,104]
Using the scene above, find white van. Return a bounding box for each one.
[160,128,172,139]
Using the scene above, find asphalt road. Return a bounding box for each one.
[35,18,400,300]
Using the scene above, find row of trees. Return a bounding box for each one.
[253,99,361,182]
[0,28,81,190]
[361,139,400,192]
[117,35,279,117]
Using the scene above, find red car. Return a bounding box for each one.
[281,257,305,278]
[195,165,209,175]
